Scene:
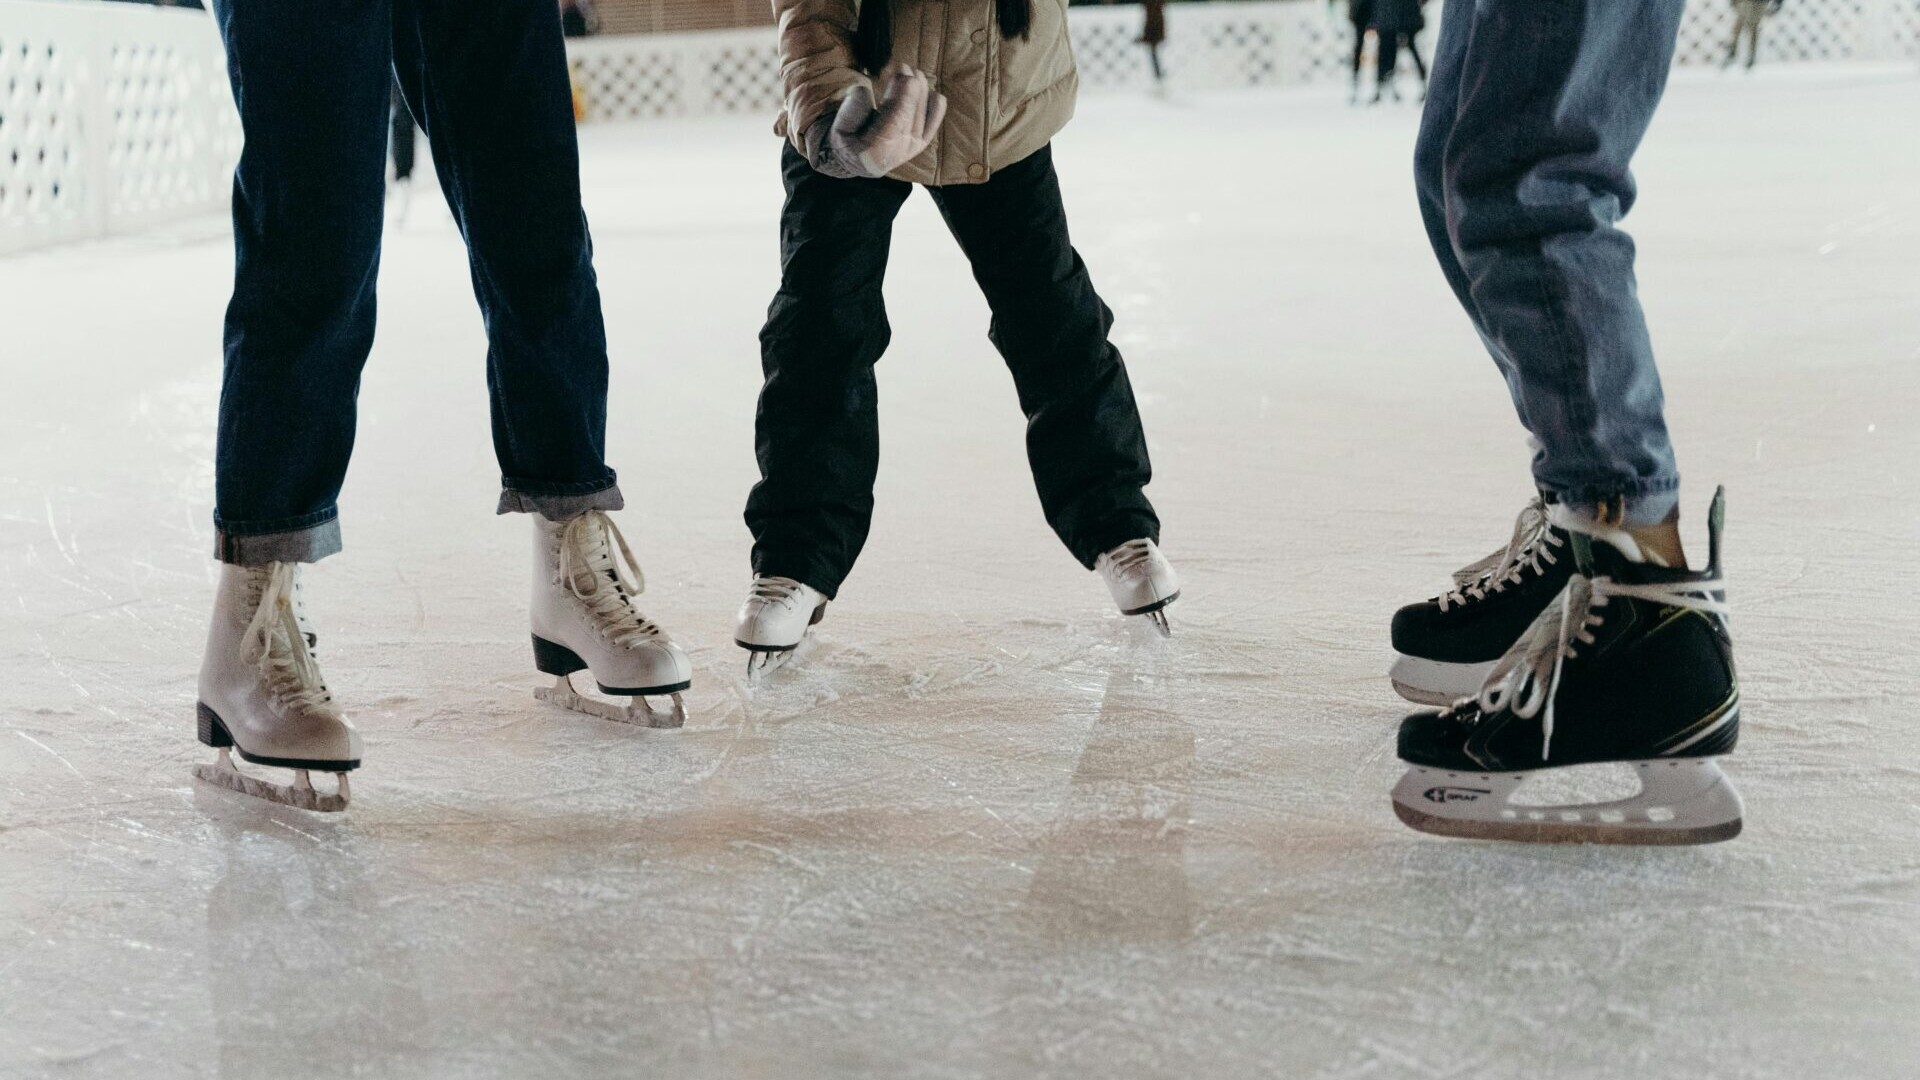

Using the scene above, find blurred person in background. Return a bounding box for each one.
[560,0,599,38]
[1725,0,1783,70]
[1140,0,1168,91]
[387,76,419,223]
[733,0,1182,675]
[1345,0,1375,104]
[191,0,693,812]
[1370,0,1427,104]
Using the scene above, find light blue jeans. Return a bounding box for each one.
[1415,0,1685,527]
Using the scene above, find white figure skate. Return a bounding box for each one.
[531,511,692,728]
[1097,538,1179,636]
[194,563,359,812]
[734,575,827,680]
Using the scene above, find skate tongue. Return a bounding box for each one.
[1570,531,1597,577]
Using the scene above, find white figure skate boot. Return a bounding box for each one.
[734,575,827,680]
[1097,538,1180,636]
[194,563,359,812]
[531,511,692,728]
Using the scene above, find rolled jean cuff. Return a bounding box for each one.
[1546,480,1681,530]
[495,476,624,520]
[214,513,343,566]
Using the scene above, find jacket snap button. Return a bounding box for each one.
[972,28,987,45]
[967,163,987,180]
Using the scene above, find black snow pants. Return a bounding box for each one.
[745,143,1161,599]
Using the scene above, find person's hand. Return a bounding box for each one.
[804,66,947,180]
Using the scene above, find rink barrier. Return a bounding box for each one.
[0,0,238,255]
[2,0,1917,253]
[564,0,1920,122]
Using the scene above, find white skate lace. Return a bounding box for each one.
[1472,570,1728,760]
[242,564,335,715]
[1437,499,1564,612]
[558,511,664,649]
[1103,539,1157,579]
[748,576,808,610]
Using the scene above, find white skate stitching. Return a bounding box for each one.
[1438,499,1563,612]
[1473,572,1730,760]
[558,511,663,648]
[241,564,336,716]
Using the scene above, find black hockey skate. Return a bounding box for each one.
[1389,499,1574,705]
[1391,488,1742,846]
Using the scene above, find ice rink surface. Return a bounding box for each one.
[3,64,1918,1079]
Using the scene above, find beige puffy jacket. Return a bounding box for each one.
[773,0,1078,186]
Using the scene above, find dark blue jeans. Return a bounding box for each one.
[1415,0,1685,527]
[210,0,621,566]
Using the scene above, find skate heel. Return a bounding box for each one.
[532,635,589,677]
[196,702,234,748]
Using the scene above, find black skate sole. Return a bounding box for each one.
[196,703,361,772]
[735,602,827,652]
[531,636,692,696]
[1120,590,1180,618]
[736,640,798,654]
[1393,800,1743,846]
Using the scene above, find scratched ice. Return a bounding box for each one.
[2,66,1918,1079]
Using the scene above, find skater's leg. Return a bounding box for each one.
[389,78,416,183]
[1436,0,1684,528]
[746,145,912,598]
[392,0,621,519]
[208,0,393,565]
[1413,0,1538,432]
[1408,34,1428,85]
[928,146,1160,568]
[1375,31,1400,97]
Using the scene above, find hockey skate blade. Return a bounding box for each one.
[1388,655,1495,706]
[193,749,350,813]
[1391,758,1743,846]
[534,675,686,729]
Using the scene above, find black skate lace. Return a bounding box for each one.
[557,511,664,648]
[1103,538,1157,576]
[748,576,808,608]
[1470,571,1728,759]
[1436,499,1564,612]
[243,563,337,715]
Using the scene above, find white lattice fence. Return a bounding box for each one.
[566,0,1920,122]
[567,30,784,121]
[1676,0,1920,64]
[5,0,1918,255]
[0,0,235,255]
